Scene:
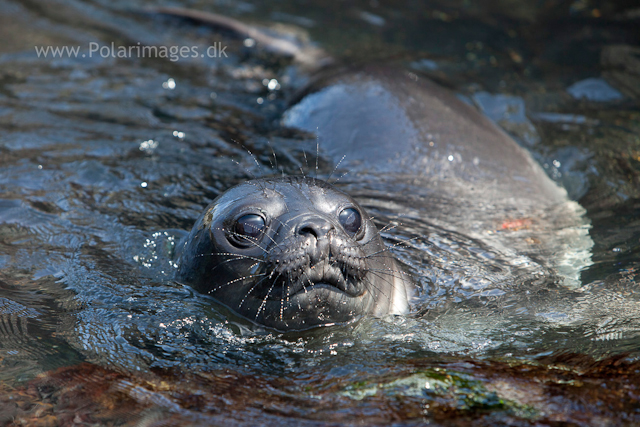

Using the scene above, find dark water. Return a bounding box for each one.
[1,0,639,424]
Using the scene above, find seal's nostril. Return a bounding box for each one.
[299,226,318,238]
[297,217,333,239]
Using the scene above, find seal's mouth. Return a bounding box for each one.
[271,261,363,298]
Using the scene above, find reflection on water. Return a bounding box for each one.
[0,0,639,424]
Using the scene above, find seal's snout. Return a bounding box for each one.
[295,215,335,264]
[306,235,330,266]
[296,215,334,239]
[265,212,367,297]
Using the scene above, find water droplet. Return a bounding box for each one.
[139,139,158,153]
[162,78,176,90]
[267,79,279,91]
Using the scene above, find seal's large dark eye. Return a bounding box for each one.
[233,214,265,243]
[339,207,362,237]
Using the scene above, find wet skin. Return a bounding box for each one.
[177,176,412,331]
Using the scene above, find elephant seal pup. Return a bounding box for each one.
[176,176,412,332]
[167,10,592,329]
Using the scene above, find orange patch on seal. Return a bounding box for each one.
[500,218,532,231]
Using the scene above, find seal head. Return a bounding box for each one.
[176,176,412,331]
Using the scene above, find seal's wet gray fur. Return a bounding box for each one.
[177,177,412,331]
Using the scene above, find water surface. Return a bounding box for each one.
[0,0,639,424]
